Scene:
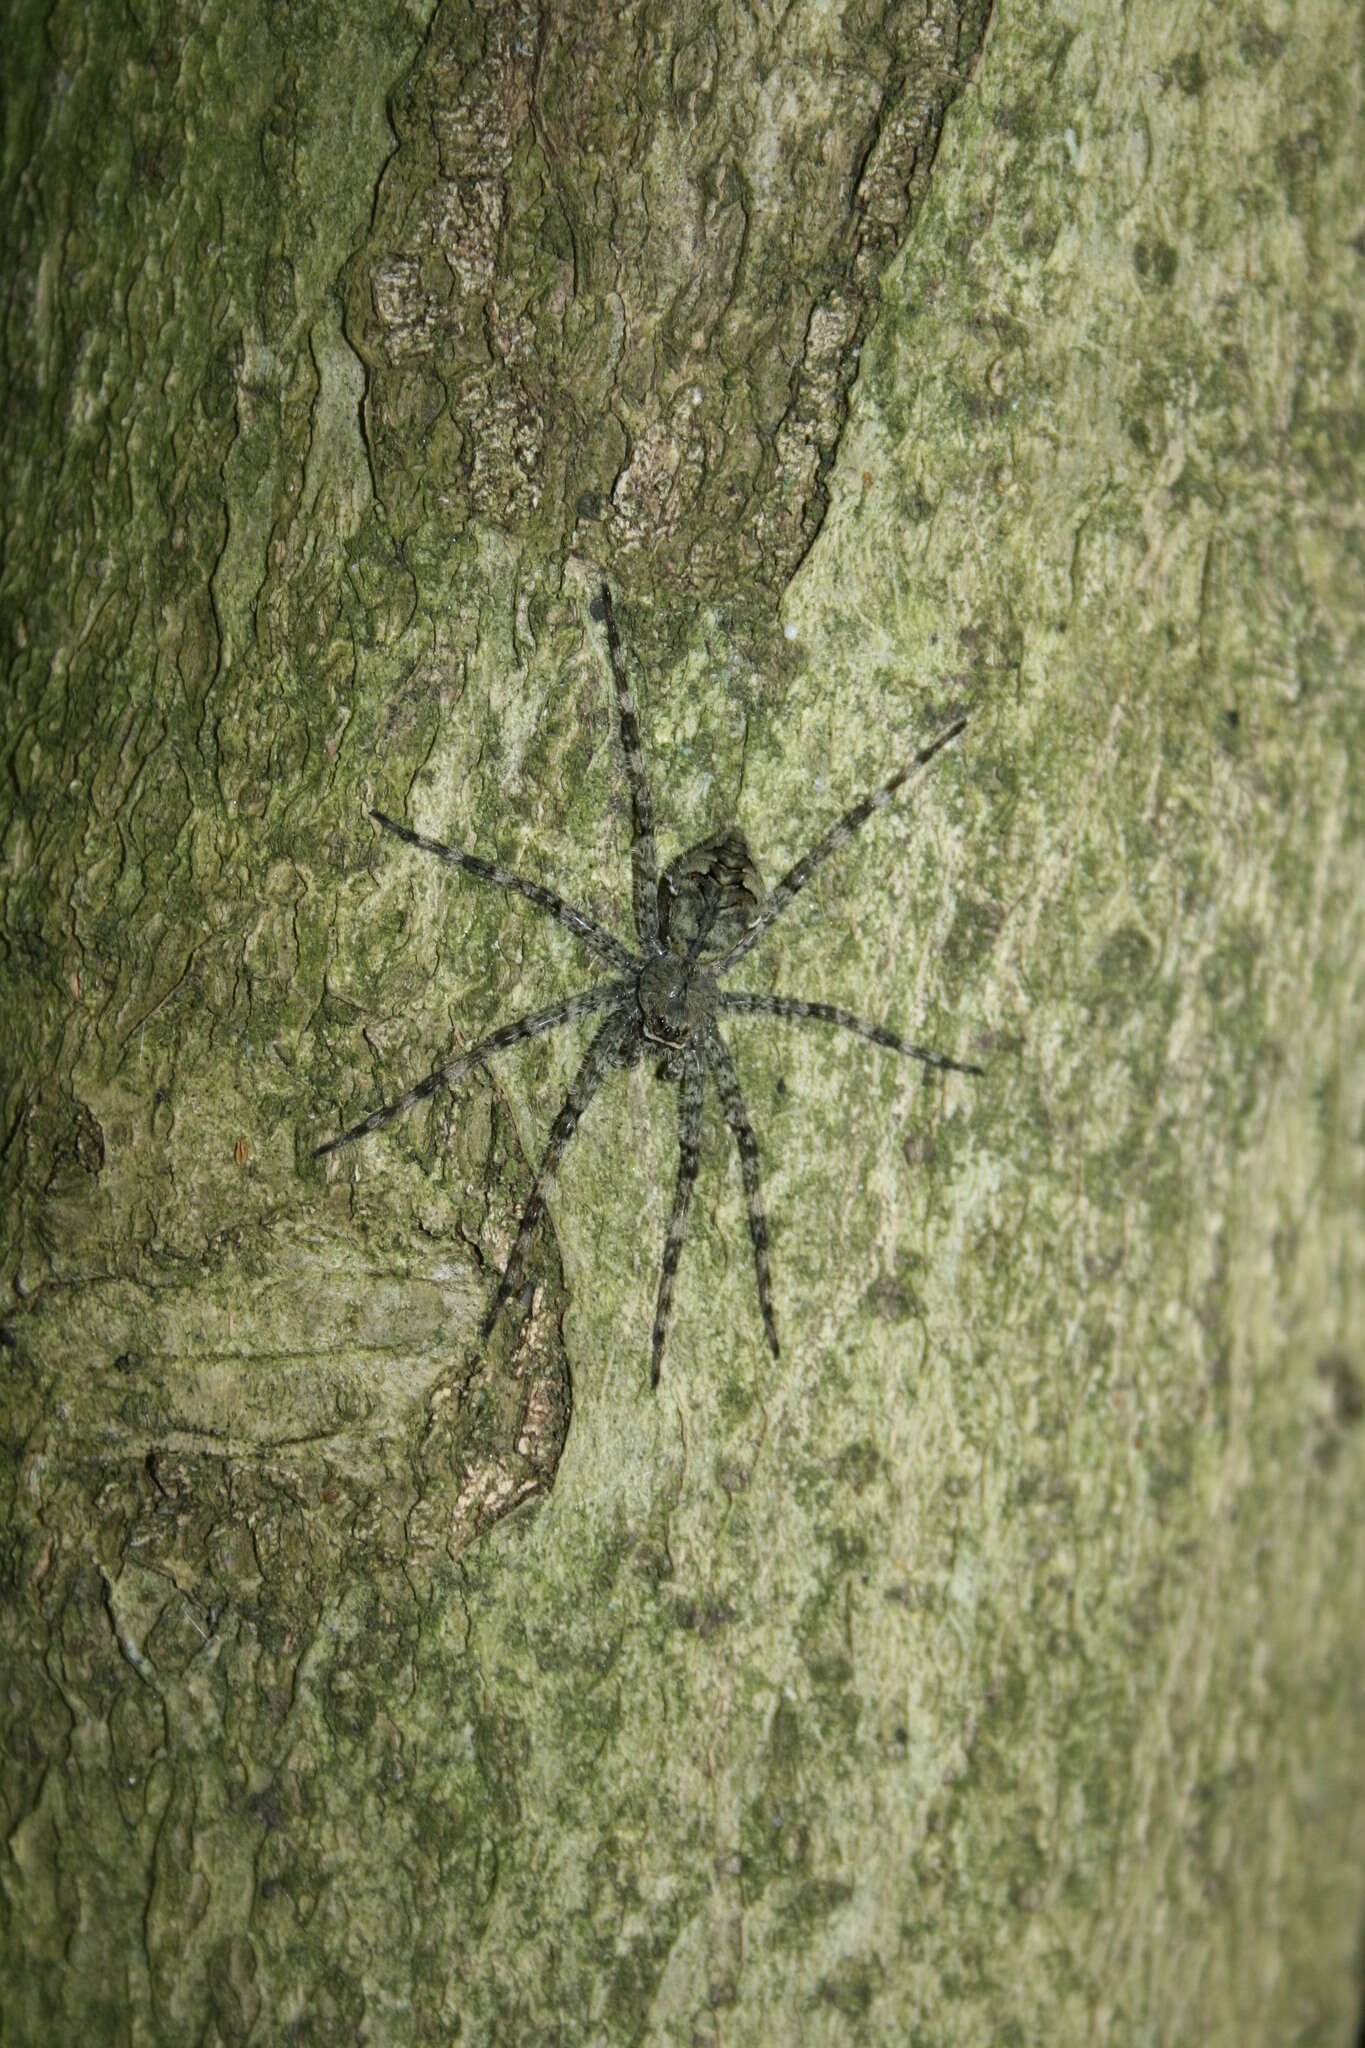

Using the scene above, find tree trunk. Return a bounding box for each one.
[2,0,1362,2041]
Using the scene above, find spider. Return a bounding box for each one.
[316,585,981,1385]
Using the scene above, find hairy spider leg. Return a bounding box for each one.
[718,718,968,972]
[719,994,983,1077]
[651,1050,705,1386]
[596,585,661,953]
[482,1007,639,1340]
[704,1030,780,1361]
[370,810,638,975]
[313,984,632,1158]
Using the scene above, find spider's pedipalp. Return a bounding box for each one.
[482,1006,638,1342]
[313,983,632,1158]
[704,1030,780,1361]
[595,585,661,953]
[720,993,983,1076]
[371,810,638,974]
[717,718,968,972]
[651,1050,705,1386]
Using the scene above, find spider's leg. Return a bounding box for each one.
[704,1030,780,1361]
[482,1008,636,1341]
[651,1050,705,1388]
[720,993,982,1077]
[371,811,638,975]
[717,719,967,973]
[596,585,660,953]
[313,983,630,1158]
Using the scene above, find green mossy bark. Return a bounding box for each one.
[3,1,1363,2043]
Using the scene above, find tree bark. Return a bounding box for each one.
[2,0,1363,2042]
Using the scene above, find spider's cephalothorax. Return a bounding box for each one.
[317,584,981,1385]
[637,954,719,1071]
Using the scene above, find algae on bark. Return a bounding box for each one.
[2,0,1363,2043]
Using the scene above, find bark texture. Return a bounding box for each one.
[2,0,1363,2043]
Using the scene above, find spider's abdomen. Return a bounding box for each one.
[658,831,764,962]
